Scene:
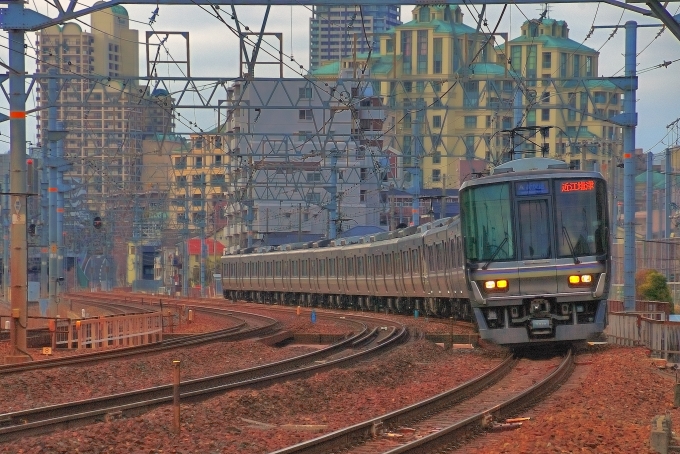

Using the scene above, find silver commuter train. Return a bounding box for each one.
[221,157,610,345]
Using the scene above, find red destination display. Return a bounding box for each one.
[561,180,595,192]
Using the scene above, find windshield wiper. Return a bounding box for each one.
[482,236,508,270]
[562,226,580,264]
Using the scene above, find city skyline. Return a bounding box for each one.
[0,2,678,155]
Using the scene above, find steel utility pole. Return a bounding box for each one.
[6,0,29,363]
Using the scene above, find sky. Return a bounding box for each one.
[2,1,680,155]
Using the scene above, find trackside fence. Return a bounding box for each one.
[606,311,680,360]
[54,313,163,349]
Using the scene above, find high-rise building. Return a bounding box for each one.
[309,5,401,69]
[35,4,173,213]
[314,6,623,191]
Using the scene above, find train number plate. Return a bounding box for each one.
[530,319,551,329]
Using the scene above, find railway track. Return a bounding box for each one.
[0,314,408,443]
[271,349,574,454]
[0,307,279,375]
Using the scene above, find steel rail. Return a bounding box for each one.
[0,319,406,442]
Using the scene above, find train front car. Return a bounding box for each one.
[460,157,610,346]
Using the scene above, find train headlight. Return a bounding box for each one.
[568,274,593,287]
[484,279,509,293]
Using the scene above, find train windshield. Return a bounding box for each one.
[461,182,515,262]
[555,179,608,258]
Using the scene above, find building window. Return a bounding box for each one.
[432,169,441,182]
[195,156,203,168]
[417,30,428,74]
[432,151,441,164]
[360,190,366,202]
[560,53,568,78]
[299,87,312,99]
[306,172,322,183]
[573,55,580,78]
[299,109,313,120]
[464,116,477,128]
[542,52,552,68]
[464,135,475,158]
[401,31,412,75]
[433,38,442,74]
[306,192,320,203]
[541,109,550,121]
[432,115,441,128]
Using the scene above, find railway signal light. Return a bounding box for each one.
[93,216,103,230]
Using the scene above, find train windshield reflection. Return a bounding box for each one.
[555,179,608,257]
[461,182,515,262]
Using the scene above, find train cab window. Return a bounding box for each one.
[357,256,364,276]
[461,182,515,262]
[555,179,608,257]
[302,260,308,277]
[329,258,335,277]
[319,259,325,277]
[518,199,551,259]
[292,260,299,277]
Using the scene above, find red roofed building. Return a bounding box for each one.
[187,238,224,256]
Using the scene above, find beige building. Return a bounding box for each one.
[35,3,173,213]
[313,6,624,197]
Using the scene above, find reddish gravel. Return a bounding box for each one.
[463,345,677,454]
[0,341,499,453]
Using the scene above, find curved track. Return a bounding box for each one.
[0,312,408,443]
[271,350,574,454]
[0,307,278,375]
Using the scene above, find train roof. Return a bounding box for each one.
[460,157,605,191]
[222,217,458,257]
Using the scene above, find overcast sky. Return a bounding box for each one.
[3,2,680,155]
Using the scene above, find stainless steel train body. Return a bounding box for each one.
[221,157,610,346]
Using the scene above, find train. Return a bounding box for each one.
[221,157,611,346]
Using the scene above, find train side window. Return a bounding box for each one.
[266,262,272,277]
[338,258,344,277]
[403,251,410,272]
[319,259,325,277]
[347,257,354,276]
[411,250,418,273]
[376,255,382,275]
[329,258,335,277]
[292,260,299,277]
[385,254,392,275]
[310,259,315,277]
[358,256,364,276]
[275,261,281,277]
[302,260,308,277]
[366,255,372,277]
[283,261,288,277]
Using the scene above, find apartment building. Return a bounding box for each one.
[310,5,401,69]
[313,6,623,197]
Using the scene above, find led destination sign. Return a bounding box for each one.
[561,180,595,192]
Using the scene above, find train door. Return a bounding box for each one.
[516,198,557,294]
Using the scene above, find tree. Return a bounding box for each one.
[636,268,673,309]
